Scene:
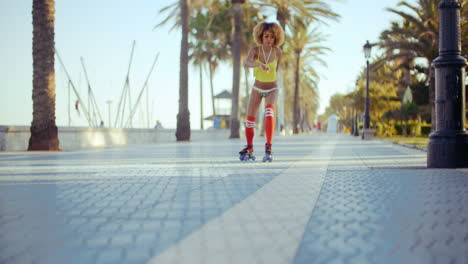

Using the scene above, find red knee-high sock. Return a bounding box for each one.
[265,104,275,144]
[245,116,256,146]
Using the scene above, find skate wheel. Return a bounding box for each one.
[251,156,256,161]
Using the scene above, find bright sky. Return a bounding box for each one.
[0,0,414,129]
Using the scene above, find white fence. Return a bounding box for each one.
[0,126,232,151]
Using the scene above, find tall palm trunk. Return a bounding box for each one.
[277,15,286,133]
[28,0,59,151]
[293,50,301,134]
[229,1,243,138]
[176,0,191,141]
[209,61,216,116]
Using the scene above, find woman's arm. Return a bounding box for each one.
[276,47,282,72]
[244,47,269,71]
[244,47,261,68]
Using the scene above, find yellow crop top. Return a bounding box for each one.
[253,47,277,82]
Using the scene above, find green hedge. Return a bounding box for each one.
[372,121,432,137]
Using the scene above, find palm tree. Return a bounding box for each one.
[28,0,60,151]
[204,4,231,118]
[156,0,218,140]
[189,36,206,130]
[230,0,245,138]
[189,6,231,129]
[380,0,440,131]
[190,12,210,129]
[240,2,262,111]
[155,0,211,30]
[288,17,329,133]
[253,0,339,34]
[176,0,191,141]
[300,64,321,124]
[280,28,324,131]
[156,0,229,119]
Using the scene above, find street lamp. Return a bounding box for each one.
[362,40,372,139]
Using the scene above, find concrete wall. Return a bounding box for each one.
[0,126,232,151]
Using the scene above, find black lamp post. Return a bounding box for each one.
[427,0,468,168]
[362,41,372,139]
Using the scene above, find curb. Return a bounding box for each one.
[375,137,428,152]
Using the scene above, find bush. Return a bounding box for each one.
[421,125,431,136]
[376,122,397,137]
[393,120,424,136]
[376,122,383,135]
[411,121,422,136]
[394,123,404,135]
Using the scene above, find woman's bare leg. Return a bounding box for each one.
[247,90,263,117]
[242,89,263,149]
[264,89,278,106]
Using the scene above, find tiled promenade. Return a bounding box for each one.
[0,133,467,264]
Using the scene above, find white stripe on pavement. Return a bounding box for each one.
[148,139,338,264]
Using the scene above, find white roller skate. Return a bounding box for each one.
[262,143,273,162]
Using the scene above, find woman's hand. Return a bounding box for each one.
[259,63,270,72]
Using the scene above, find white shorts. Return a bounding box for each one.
[252,86,278,97]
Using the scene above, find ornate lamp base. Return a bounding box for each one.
[427,130,468,168]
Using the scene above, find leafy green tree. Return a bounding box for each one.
[324,57,403,133]
[379,0,468,131]
[354,59,402,125]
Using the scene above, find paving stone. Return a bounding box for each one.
[1,135,466,263]
[95,248,124,264]
[294,137,468,264]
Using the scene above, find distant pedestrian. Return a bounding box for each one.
[154,120,163,129]
[238,22,284,162]
[213,117,220,129]
[220,119,227,129]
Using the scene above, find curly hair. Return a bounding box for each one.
[253,22,284,47]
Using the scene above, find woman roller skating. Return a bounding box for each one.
[239,22,284,162]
